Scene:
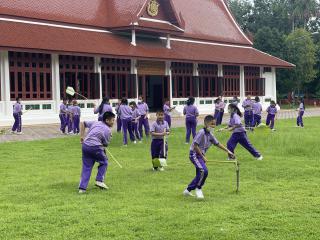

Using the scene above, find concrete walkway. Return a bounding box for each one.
[1,108,320,143]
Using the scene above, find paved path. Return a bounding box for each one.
[1,108,319,143]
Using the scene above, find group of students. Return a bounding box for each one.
[78,95,265,200]
[59,99,81,135]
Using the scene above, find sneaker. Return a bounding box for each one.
[271,129,276,131]
[139,140,142,143]
[122,144,128,147]
[185,142,189,145]
[16,132,23,135]
[257,156,263,161]
[78,189,86,194]
[95,181,109,190]
[153,167,158,171]
[133,141,137,144]
[183,189,194,197]
[159,167,164,172]
[195,188,204,199]
[11,131,16,134]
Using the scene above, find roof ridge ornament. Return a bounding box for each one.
[147,0,160,17]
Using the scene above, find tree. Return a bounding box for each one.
[285,29,317,95]
[228,0,254,32]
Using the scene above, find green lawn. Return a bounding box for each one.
[0,118,319,240]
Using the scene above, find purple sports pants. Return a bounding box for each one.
[185,117,197,143]
[187,151,208,191]
[138,115,150,138]
[266,114,275,129]
[227,132,261,158]
[122,118,135,145]
[12,113,22,132]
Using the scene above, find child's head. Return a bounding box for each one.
[214,98,220,104]
[164,99,169,105]
[16,97,21,103]
[204,115,216,129]
[228,104,242,117]
[270,100,276,106]
[103,111,116,127]
[121,98,128,105]
[187,96,195,106]
[246,95,251,100]
[102,97,110,104]
[73,100,78,106]
[156,109,164,121]
[129,101,137,109]
[68,99,73,104]
[63,98,67,104]
[138,96,144,102]
[255,96,260,102]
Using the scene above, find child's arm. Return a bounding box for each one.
[151,132,166,136]
[216,143,235,159]
[80,122,86,144]
[194,144,207,162]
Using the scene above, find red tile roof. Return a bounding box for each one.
[0,0,252,45]
[0,21,294,68]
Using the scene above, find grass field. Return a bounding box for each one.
[0,118,319,240]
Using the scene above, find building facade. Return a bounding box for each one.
[0,0,293,125]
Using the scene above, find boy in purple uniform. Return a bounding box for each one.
[66,99,74,134]
[252,96,262,127]
[115,99,122,132]
[213,98,220,120]
[150,109,170,171]
[78,111,115,193]
[59,99,68,134]
[183,96,199,144]
[163,99,175,128]
[296,98,305,127]
[130,101,141,142]
[219,104,263,160]
[217,96,226,126]
[11,97,23,134]
[137,96,150,138]
[266,101,278,131]
[183,115,235,199]
[118,98,135,145]
[93,97,113,121]
[72,100,81,134]
[242,95,254,129]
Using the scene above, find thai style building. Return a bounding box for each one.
[0,0,293,125]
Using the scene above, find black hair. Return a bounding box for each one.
[270,100,276,105]
[129,101,137,107]
[102,111,115,122]
[214,98,220,104]
[99,97,110,114]
[255,96,260,102]
[186,96,195,106]
[139,95,144,101]
[228,104,242,117]
[62,98,67,102]
[204,115,215,124]
[156,109,164,114]
[121,98,128,105]
[16,97,20,102]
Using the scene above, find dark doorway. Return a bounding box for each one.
[146,75,163,111]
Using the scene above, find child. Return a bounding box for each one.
[296,98,305,128]
[183,115,235,199]
[150,109,170,171]
[72,100,81,134]
[183,96,199,144]
[163,99,175,128]
[118,98,135,146]
[217,96,226,126]
[66,99,74,134]
[130,101,141,142]
[213,98,220,120]
[137,96,150,138]
[94,97,113,121]
[252,96,262,127]
[231,96,239,107]
[11,97,23,134]
[59,99,68,134]
[78,111,116,193]
[115,99,122,132]
[242,95,254,129]
[266,101,277,131]
[219,104,263,160]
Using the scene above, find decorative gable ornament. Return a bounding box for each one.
[147,0,160,17]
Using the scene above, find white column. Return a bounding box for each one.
[165,61,173,106]
[94,56,102,100]
[240,65,245,101]
[131,58,138,101]
[0,51,11,116]
[131,29,136,46]
[218,64,223,77]
[51,54,60,114]
[193,63,199,105]
[166,34,171,49]
[272,67,277,102]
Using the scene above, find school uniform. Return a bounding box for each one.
[150,120,170,163]
[187,129,219,191]
[242,99,254,128]
[131,108,141,141]
[217,101,226,126]
[266,105,277,129]
[213,103,220,120]
[12,102,22,133]
[252,102,262,127]
[72,105,81,134]
[137,102,150,138]
[297,103,305,127]
[79,121,112,190]
[66,104,74,134]
[118,104,135,145]
[94,104,113,121]
[115,104,122,132]
[183,104,199,143]
[59,103,67,133]
[163,104,172,127]
[227,113,261,158]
